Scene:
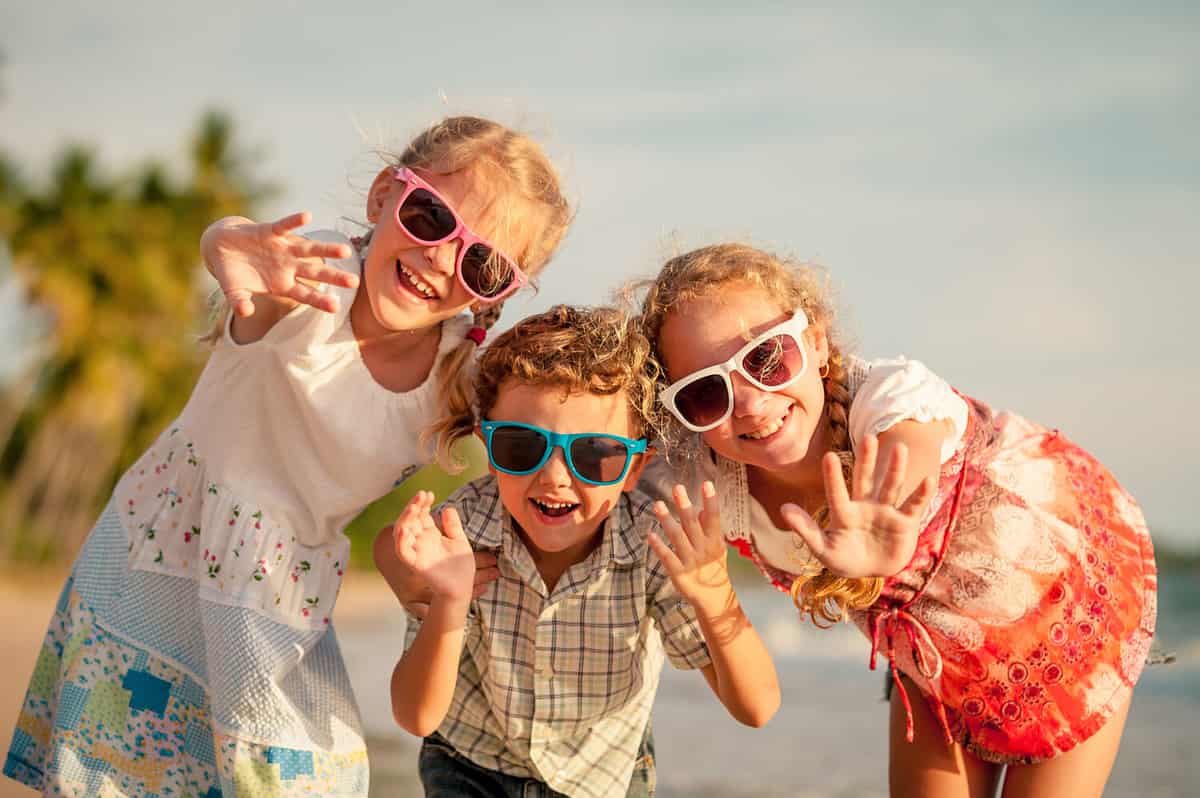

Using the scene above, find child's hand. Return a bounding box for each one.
[649,481,733,612]
[201,212,358,317]
[392,491,475,604]
[781,435,935,578]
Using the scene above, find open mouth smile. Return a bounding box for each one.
[530,498,579,518]
[396,261,440,300]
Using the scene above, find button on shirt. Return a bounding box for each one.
[403,477,712,798]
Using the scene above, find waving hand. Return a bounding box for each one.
[780,435,935,578]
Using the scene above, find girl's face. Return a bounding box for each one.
[355,167,524,338]
[658,284,830,474]
[483,380,649,567]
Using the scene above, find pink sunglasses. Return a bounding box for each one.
[390,167,527,302]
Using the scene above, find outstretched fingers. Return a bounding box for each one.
[899,475,937,519]
[284,281,339,314]
[875,442,909,507]
[779,502,826,559]
[270,211,312,236]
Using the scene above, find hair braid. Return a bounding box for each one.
[425,300,507,472]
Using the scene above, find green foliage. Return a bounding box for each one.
[0,112,271,561]
[345,440,487,568]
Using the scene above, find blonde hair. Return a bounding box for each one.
[635,243,882,626]
[438,305,661,456]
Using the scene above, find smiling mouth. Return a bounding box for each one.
[396,261,439,299]
[531,498,579,518]
[740,406,791,441]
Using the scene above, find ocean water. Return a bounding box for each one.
[344,565,1200,797]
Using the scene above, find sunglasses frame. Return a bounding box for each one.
[479,420,649,487]
[660,310,811,433]
[391,167,528,303]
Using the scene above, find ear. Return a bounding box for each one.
[474,425,498,475]
[366,166,398,225]
[620,446,656,493]
[807,323,830,367]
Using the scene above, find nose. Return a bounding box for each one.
[730,371,769,418]
[535,446,574,487]
[423,239,459,277]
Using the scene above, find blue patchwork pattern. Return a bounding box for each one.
[184,721,216,766]
[7,728,36,760]
[265,746,314,780]
[55,682,90,730]
[171,673,206,708]
[56,575,74,614]
[122,670,172,717]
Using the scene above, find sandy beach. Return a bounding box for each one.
[3,570,1196,797]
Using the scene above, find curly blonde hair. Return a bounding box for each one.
[437,305,661,457]
[635,243,882,626]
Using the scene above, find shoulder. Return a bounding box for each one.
[848,356,969,462]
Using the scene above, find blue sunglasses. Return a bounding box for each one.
[480,420,648,486]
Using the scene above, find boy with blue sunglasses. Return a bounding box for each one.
[388,305,780,798]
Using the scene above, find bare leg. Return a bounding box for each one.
[1000,692,1131,798]
[889,676,1001,798]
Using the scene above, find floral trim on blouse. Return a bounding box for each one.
[112,427,348,630]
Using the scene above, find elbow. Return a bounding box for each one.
[392,706,443,739]
[734,686,781,729]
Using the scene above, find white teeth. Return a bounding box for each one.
[398,264,437,298]
[534,499,576,509]
[743,416,785,440]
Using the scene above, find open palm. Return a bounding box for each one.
[392,491,475,602]
[202,212,358,317]
[780,435,935,578]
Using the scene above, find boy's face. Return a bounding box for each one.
[484,380,651,566]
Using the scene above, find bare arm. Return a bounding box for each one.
[387,493,474,737]
[650,483,780,728]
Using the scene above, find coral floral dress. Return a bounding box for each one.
[714,358,1157,764]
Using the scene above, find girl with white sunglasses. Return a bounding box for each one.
[635,242,1156,798]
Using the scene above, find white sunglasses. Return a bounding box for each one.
[660,311,811,432]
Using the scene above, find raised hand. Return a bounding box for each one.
[649,481,733,612]
[392,491,475,604]
[200,212,358,317]
[780,435,935,579]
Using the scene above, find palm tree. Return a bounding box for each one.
[0,112,269,561]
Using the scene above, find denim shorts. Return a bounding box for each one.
[418,725,656,797]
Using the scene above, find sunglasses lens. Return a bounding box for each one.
[461,243,517,299]
[569,436,632,484]
[397,188,458,242]
[673,374,731,429]
[741,334,804,387]
[488,426,548,473]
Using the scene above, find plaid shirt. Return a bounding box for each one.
[403,476,712,798]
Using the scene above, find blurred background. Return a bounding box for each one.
[1,2,1196,795]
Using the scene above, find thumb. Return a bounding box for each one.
[440,506,467,541]
[224,287,255,318]
[779,503,827,559]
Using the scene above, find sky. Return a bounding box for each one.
[1,2,1197,546]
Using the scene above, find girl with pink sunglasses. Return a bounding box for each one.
[634,242,1157,798]
[4,116,570,798]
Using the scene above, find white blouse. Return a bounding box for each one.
[112,231,472,629]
